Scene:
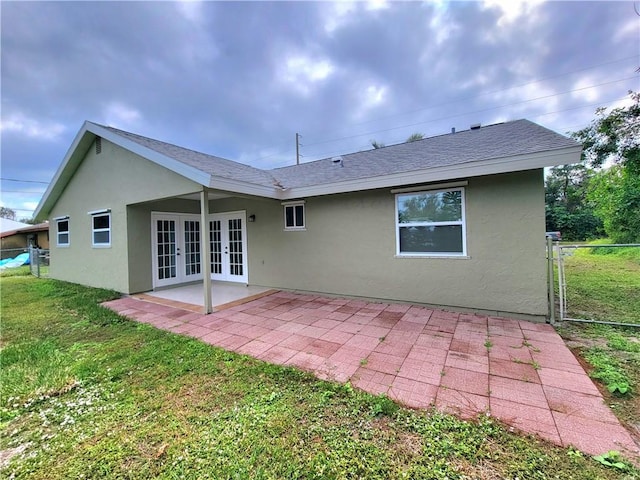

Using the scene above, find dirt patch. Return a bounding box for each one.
[0,444,28,469]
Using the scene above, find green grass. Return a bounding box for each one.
[1,276,637,479]
[561,240,640,325]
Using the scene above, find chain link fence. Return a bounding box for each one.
[29,246,50,277]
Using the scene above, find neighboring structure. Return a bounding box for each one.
[35,120,581,320]
[0,221,49,259]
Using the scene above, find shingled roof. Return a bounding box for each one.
[35,118,582,218]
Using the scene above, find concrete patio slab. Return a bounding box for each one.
[102,290,639,460]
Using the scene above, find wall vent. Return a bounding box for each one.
[470,123,481,130]
[95,137,102,154]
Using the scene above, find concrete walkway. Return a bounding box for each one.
[103,291,639,459]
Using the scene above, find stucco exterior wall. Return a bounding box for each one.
[48,139,201,292]
[215,170,547,319]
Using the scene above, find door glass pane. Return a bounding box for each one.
[228,218,243,276]
[157,219,177,280]
[184,220,201,276]
[210,220,222,274]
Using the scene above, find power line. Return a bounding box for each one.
[251,54,639,163]
[1,178,49,184]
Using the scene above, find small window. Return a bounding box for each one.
[283,202,305,230]
[396,187,466,256]
[91,212,111,247]
[56,218,70,247]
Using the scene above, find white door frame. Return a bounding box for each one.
[209,211,248,283]
[151,213,204,288]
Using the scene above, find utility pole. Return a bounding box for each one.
[296,133,301,165]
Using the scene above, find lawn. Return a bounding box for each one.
[556,242,640,456]
[1,276,638,479]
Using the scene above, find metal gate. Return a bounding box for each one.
[553,242,640,327]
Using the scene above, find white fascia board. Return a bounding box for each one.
[278,146,582,200]
[35,121,96,219]
[209,176,281,199]
[87,123,212,187]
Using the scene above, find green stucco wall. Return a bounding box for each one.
[213,170,547,319]
[48,139,201,292]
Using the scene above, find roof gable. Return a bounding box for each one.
[35,119,581,219]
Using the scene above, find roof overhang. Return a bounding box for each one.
[278,145,582,200]
[34,122,279,219]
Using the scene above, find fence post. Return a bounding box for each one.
[546,236,555,325]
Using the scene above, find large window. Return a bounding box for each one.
[396,187,466,256]
[283,201,305,230]
[91,211,111,247]
[56,217,70,247]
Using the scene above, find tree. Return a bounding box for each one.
[572,91,640,243]
[0,207,16,220]
[545,164,603,241]
[406,132,424,143]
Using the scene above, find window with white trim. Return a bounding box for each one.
[91,212,111,247]
[56,217,70,247]
[283,202,305,230]
[396,187,466,256]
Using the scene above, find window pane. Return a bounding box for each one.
[58,220,69,233]
[58,233,69,244]
[399,225,463,254]
[398,191,461,223]
[285,206,294,227]
[93,214,110,229]
[295,205,304,227]
[94,231,110,245]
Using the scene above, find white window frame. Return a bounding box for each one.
[395,187,467,257]
[55,216,70,247]
[89,210,111,248]
[282,201,306,231]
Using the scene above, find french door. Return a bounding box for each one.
[152,211,248,288]
[209,211,248,283]
[152,214,203,288]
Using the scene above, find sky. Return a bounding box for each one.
[1,0,639,220]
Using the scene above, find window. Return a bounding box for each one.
[90,211,111,247]
[56,217,70,247]
[283,201,305,230]
[396,187,466,256]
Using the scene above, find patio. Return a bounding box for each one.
[103,290,639,459]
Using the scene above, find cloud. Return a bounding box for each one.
[101,102,143,129]
[0,114,66,141]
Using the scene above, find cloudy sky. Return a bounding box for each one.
[1,0,638,220]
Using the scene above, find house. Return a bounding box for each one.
[34,120,581,321]
[0,220,50,259]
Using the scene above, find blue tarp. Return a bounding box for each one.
[0,252,30,269]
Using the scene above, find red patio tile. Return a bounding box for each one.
[351,367,395,395]
[274,321,308,334]
[397,357,443,385]
[329,345,372,364]
[374,339,414,357]
[389,377,438,408]
[258,345,298,364]
[440,367,489,397]
[257,329,291,344]
[552,411,639,456]
[488,345,534,363]
[320,328,354,344]
[365,351,405,375]
[357,324,392,338]
[445,352,489,374]
[332,321,365,334]
[218,334,251,350]
[299,325,330,339]
[384,303,411,313]
[201,330,233,345]
[311,318,345,330]
[327,311,353,321]
[490,398,560,445]
[406,344,448,364]
[286,351,327,371]
[489,376,548,409]
[449,338,490,356]
[436,388,489,420]
[344,334,382,351]
[305,339,342,358]
[275,311,303,321]
[490,358,540,383]
[414,333,452,350]
[536,367,601,396]
[543,385,619,424]
[279,334,315,350]
[236,339,274,357]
